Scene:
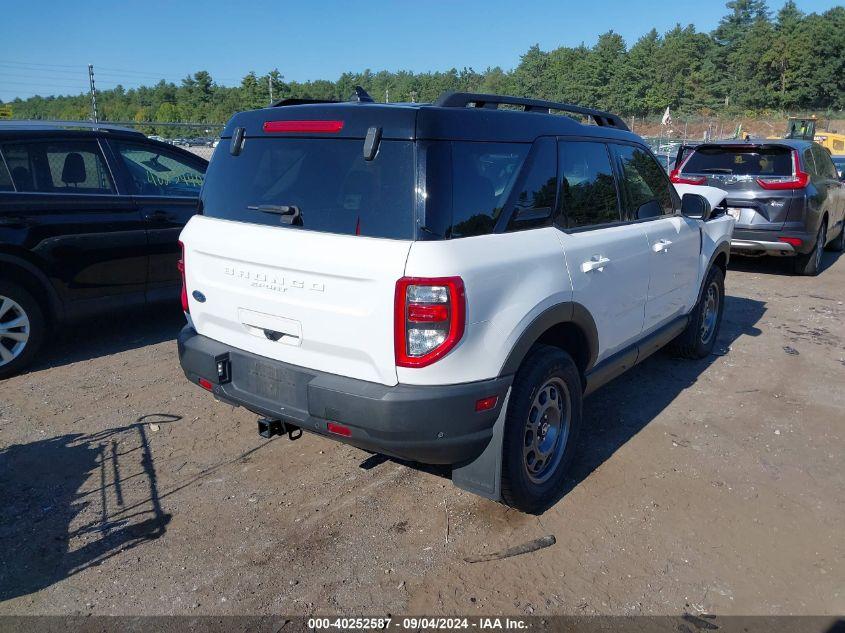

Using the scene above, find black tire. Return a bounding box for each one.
[501,345,582,514]
[824,222,845,252]
[671,266,725,360]
[794,223,826,276]
[0,281,46,380]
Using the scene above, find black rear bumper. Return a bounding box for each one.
[177,326,511,465]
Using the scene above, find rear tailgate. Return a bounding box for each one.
[182,216,410,386]
[677,144,799,230]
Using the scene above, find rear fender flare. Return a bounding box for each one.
[0,252,64,322]
[498,302,599,378]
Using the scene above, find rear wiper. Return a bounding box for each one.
[247,204,302,225]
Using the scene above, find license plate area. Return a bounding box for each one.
[230,353,310,410]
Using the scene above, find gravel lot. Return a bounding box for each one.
[1,253,843,617]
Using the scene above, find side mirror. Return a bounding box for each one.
[681,193,713,221]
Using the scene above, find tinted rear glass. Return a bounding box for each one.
[200,138,415,239]
[682,146,793,176]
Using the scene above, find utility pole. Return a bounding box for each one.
[268,76,274,104]
[88,64,98,122]
[385,88,389,103]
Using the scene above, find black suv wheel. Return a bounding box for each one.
[0,281,46,379]
[501,345,583,513]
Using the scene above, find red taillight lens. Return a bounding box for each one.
[778,237,803,247]
[178,240,188,313]
[756,150,810,190]
[669,168,706,185]
[263,120,344,134]
[395,276,466,368]
[198,377,213,391]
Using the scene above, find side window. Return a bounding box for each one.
[2,141,114,194]
[0,154,13,192]
[558,141,620,229]
[113,142,205,196]
[505,137,557,232]
[812,146,837,179]
[450,142,528,238]
[615,144,678,221]
[803,148,817,177]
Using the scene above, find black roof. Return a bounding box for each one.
[223,92,641,145]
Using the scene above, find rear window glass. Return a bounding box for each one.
[682,146,793,176]
[200,138,415,239]
[449,142,528,238]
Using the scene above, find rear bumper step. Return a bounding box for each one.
[730,239,796,256]
[178,326,512,465]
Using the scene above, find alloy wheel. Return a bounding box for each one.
[0,295,30,366]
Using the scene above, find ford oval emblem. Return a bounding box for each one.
[192,290,206,303]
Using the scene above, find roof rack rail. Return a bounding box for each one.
[0,119,145,135]
[434,92,629,131]
[272,97,338,107]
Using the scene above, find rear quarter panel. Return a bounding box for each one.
[399,227,572,386]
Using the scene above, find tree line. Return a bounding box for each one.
[5,0,844,129]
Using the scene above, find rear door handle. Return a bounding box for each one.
[652,239,672,253]
[581,255,611,273]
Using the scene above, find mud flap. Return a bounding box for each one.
[451,390,510,501]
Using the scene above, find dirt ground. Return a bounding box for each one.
[1,252,843,617]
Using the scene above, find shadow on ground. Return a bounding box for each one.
[729,248,842,276]
[363,293,767,514]
[30,306,186,373]
[0,415,179,601]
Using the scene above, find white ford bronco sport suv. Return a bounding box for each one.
[178,90,733,513]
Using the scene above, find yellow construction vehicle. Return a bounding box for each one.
[782,116,845,154]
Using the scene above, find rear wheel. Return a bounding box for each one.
[794,223,826,276]
[501,345,582,513]
[671,266,725,359]
[0,282,46,380]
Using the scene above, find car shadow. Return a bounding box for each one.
[30,306,186,373]
[554,293,766,512]
[0,414,177,602]
[0,413,276,602]
[360,293,766,514]
[729,248,842,275]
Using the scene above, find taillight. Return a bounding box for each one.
[669,168,706,185]
[263,120,344,133]
[395,276,465,368]
[178,240,188,313]
[778,236,803,247]
[756,150,810,190]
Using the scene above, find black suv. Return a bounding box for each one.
[671,139,845,275]
[0,122,208,378]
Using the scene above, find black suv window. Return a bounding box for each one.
[0,155,12,192]
[615,144,677,220]
[450,142,528,238]
[505,137,557,232]
[2,140,114,194]
[558,141,620,229]
[113,141,205,196]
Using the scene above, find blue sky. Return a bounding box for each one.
[0,0,840,100]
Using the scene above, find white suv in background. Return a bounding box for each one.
[177,90,733,512]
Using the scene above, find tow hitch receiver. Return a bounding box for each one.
[257,418,302,441]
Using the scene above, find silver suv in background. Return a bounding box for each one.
[671,139,845,275]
